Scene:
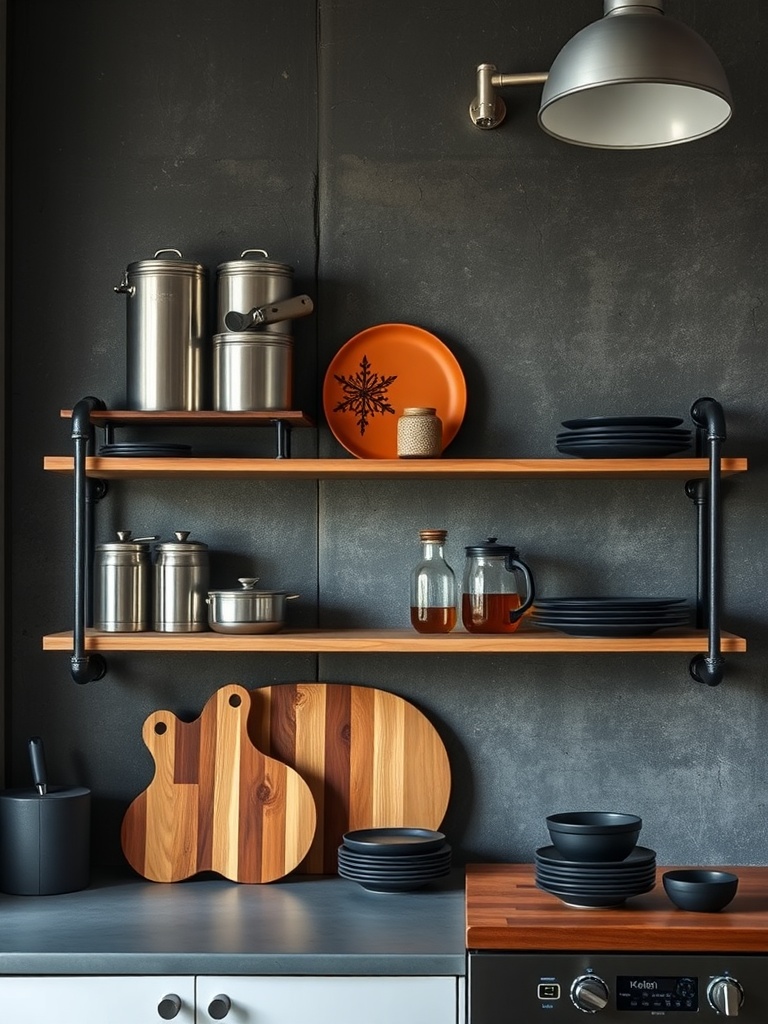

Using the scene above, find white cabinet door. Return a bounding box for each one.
[196,976,459,1024]
[0,976,195,1024]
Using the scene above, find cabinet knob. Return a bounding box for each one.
[208,994,232,1020]
[158,994,182,1020]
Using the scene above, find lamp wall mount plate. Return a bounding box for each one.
[469,0,733,149]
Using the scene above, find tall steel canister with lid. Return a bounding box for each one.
[115,248,206,410]
[94,532,155,632]
[216,249,293,335]
[153,531,210,632]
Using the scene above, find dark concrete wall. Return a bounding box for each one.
[7,0,767,869]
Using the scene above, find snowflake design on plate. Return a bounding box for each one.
[333,355,398,435]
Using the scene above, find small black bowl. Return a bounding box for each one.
[662,870,739,912]
[546,811,642,861]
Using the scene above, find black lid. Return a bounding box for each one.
[464,537,519,556]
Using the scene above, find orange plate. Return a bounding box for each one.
[323,323,467,459]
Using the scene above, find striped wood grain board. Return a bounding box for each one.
[247,682,451,874]
[465,863,768,952]
[120,683,316,883]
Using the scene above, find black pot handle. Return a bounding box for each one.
[505,555,535,622]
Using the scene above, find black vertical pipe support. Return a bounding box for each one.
[688,396,726,687]
[685,478,708,630]
[71,397,108,683]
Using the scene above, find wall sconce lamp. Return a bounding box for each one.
[469,0,733,148]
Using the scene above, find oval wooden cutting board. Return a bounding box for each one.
[121,683,316,883]
[248,683,451,874]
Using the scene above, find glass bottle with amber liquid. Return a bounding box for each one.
[410,529,457,633]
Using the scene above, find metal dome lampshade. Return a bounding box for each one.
[470,0,733,149]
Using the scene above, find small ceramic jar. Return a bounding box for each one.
[397,407,443,458]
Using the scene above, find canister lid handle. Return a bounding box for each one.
[240,249,269,259]
[154,248,184,259]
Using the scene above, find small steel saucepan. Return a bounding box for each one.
[206,578,299,634]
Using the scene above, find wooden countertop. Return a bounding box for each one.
[466,864,768,953]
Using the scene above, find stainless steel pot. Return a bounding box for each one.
[115,248,206,411]
[206,578,299,634]
[216,249,293,335]
[213,332,292,411]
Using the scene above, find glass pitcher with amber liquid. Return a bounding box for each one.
[462,537,535,633]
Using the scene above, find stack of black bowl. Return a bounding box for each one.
[337,827,451,893]
[535,812,656,908]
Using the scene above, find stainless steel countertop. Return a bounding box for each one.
[0,869,466,975]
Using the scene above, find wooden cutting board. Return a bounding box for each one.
[121,683,317,883]
[247,682,451,874]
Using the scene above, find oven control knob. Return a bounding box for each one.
[707,977,744,1016]
[570,975,609,1013]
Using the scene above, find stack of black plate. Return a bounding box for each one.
[98,442,193,457]
[532,597,690,637]
[337,828,451,893]
[535,845,657,908]
[556,416,692,458]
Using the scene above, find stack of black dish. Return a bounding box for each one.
[556,415,692,458]
[337,827,451,893]
[531,597,690,637]
[98,441,192,457]
[536,812,656,909]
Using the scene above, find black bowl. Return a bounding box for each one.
[546,812,642,862]
[662,870,739,912]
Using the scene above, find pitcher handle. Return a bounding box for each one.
[506,556,535,622]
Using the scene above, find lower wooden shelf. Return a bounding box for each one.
[42,627,747,654]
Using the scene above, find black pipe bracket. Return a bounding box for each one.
[70,396,108,683]
[687,396,727,687]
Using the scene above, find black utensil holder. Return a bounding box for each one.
[0,786,91,895]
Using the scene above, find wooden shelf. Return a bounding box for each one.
[60,409,315,428]
[42,626,747,654]
[43,456,748,480]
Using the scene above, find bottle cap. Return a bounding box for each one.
[419,529,447,542]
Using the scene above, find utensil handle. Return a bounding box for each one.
[224,294,314,331]
[28,736,48,795]
[259,294,314,324]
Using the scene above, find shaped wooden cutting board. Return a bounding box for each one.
[121,683,316,883]
[248,683,451,874]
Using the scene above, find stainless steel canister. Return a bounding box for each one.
[153,532,209,632]
[94,532,155,632]
[213,332,293,411]
[115,248,206,411]
[216,249,293,335]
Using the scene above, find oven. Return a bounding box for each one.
[469,951,767,1021]
[465,864,768,1024]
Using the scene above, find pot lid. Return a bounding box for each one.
[155,530,208,551]
[216,248,293,276]
[125,248,204,275]
[96,530,158,551]
[208,578,294,597]
[464,536,520,557]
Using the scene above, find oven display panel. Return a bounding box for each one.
[616,976,698,1011]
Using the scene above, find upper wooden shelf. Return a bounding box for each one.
[43,456,748,480]
[42,626,747,654]
[60,408,315,428]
